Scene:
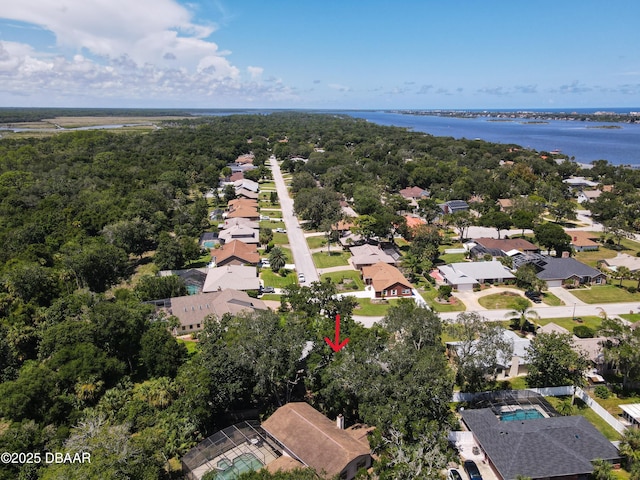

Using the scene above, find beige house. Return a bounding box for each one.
[168,289,267,334]
[261,402,372,480]
[349,244,396,270]
[203,265,261,292]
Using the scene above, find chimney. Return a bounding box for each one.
[573,236,577,241]
[336,414,344,430]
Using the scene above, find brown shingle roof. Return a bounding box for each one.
[226,205,259,219]
[169,289,267,331]
[399,186,427,199]
[361,262,413,293]
[228,198,258,210]
[474,237,539,252]
[213,240,260,266]
[568,231,599,248]
[262,403,370,478]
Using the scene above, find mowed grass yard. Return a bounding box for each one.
[420,288,466,312]
[320,270,365,290]
[570,285,640,304]
[478,292,531,310]
[536,316,603,332]
[260,269,298,288]
[312,251,351,268]
[354,298,400,316]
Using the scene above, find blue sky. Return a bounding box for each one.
[0,0,639,109]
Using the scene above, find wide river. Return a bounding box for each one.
[343,111,640,166]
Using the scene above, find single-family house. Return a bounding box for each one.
[531,256,607,288]
[226,205,260,221]
[602,253,640,273]
[404,215,426,230]
[563,176,599,189]
[361,262,414,298]
[234,187,259,200]
[460,408,619,480]
[228,198,258,211]
[234,178,260,193]
[568,231,600,252]
[219,218,260,230]
[399,186,429,203]
[496,198,514,212]
[331,219,354,236]
[577,189,602,204]
[447,329,530,379]
[212,240,260,267]
[235,154,255,165]
[437,261,516,292]
[349,244,396,270]
[168,289,267,334]
[218,224,260,245]
[261,402,372,480]
[466,237,539,259]
[202,265,261,292]
[537,322,608,372]
[227,162,256,174]
[439,200,469,215]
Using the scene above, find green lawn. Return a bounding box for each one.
[312,251,351,268]
[320,270,365,290]
[259,293,282,302]
[420,287,466,312]
[185,251,212,269]
[573,235,640,267]
[260,269,298,288]
[620,313,640,323]
[260,220,285,230]
[478,292,531,310]
[354,298,399,316]
[590,391,640,416]
[570,285,640,304]
[306,235,328,249]
[438,253,467,264]
[272,232,289,245]
[176,338,199,354]
[537,316,603,333]
[506,376,528,390]
[541,291,564,306]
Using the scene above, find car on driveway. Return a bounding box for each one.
[447,468,464,480]
[525,290,542,303]
[298,273,305,283]
[259,286,275,294]
[275,228,286,233]
[463,460,483,480]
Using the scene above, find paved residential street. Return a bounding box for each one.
[269,156,318,285]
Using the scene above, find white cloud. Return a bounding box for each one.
[0,0,285,105]
[247,66,263,80]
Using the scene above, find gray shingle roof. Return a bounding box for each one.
[460,408,619,480]
[535,257,604,281]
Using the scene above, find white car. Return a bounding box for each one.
[298,273,305,283]
[275,228,286,233]
[260,259,270,267]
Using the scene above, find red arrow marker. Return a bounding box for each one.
[325,314,350,352]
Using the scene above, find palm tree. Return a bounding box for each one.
[618,266,631,287]
[620,427,640,468]
[269,246,287,272]
[591,459,615,480]
[505,297,540,332]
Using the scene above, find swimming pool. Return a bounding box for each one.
[499,408,544,421]
[203,240,216,248]
[211,452,264,479]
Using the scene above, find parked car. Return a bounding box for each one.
[259,286,275,294]
[447,469,463,480]
[525,290,542,303]
[275,228,286,233]
[463,460,483,480]
[298,273,305,283]
[260,259,270,267]
[259,215,270,220]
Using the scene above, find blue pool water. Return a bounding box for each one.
[203,240,216,248]
[499,409,544,421]
[211,453,264,479]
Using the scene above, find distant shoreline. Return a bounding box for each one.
[394,109,640,124]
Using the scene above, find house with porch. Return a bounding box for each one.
[517,255,607,288]
[466,237,539,259]
[349,244,397,270]
[361,262,414,298]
